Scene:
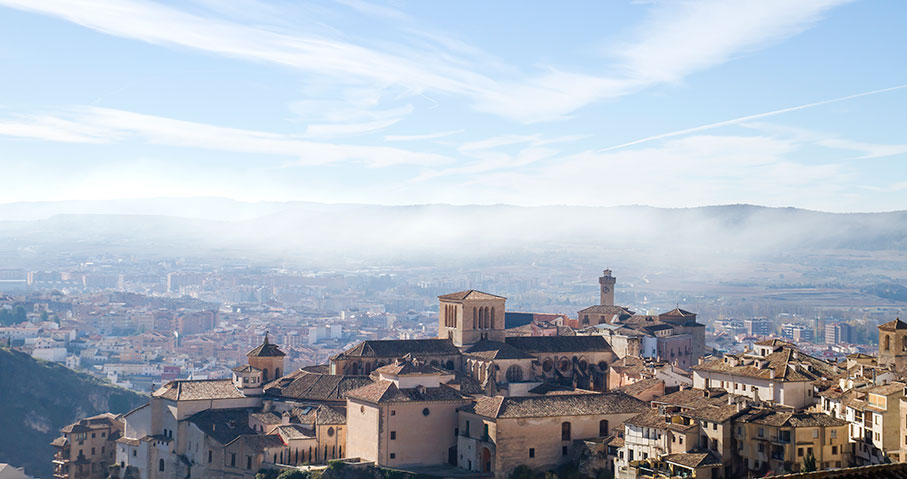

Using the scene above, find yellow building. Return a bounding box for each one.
[734,408,849,476]
[51,413,123,479]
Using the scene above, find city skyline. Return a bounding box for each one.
[0,0,905,211]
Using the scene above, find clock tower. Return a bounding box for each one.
[599,269,616,306]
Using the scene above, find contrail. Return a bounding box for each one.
[598,83,907,153]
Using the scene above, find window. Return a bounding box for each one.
[813,429,819,438]
[466,421,470,436]
[133,450,137,457]
[798,448,804,457]
[208,451,212,463]
[328,427,335,437]
[831,430,837,439]
[390,431,396,440]
[562,446,568,456]
[247,456,252,469]
[92,433,96,438]
[712,423,718,431]
[91,448,95,455]
[758,428,764,438]
[679,436,683,445]
[422,408,430,416]
[101,432,105,437]
[484,424,489,438]
[159,459,165,472]
[529,448,535,458]
[561,422,572,441]
[832,445,838,454]
[506,365,523,382]
[390,410,395,416]
[758,443,765,452]
[807,447,813,456]
[231,453,236,467]
[390,453,396,459]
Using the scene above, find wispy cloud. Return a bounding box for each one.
[0,0,853,122]
[742,122,907,160]
[598,83,907,152]
[384,130,464,142]
[0,106,452,167]
[302,118,401,139]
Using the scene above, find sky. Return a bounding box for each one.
[0,0,905,212]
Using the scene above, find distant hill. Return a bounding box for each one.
[0,199,906,276]
[0,347,146,479]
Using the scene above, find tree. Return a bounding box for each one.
[277,471,310,479]
[122,466,141,479]
[802,453,817,473]
[106,464,122,479]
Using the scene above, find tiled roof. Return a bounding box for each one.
[247,335,286,357]
[227,434,286,452]
[274,425,314,441]
[505,335,614,354]
[446,372,485,395]
[613,378,664,399]
[625,410,697,432]
[660,308,697,318]
[153,379,246,401]
[333,339,460,359]
[651,388,727,409]
[250,412,282,425]
[692,348,839,382]
[438,290,506,301]
[464,340,534,360]
[188,408,256,445]
[264,370,373,402]
[663,451,722,468]
[577,305,635,316]
[375,356,448,375]
[683,402,748,423]
[740,409,847,428]
[879,318,907,331]
[345,381,470,404]
[464,392,648,419]
[295,404,347,425]
[59,413,121,433]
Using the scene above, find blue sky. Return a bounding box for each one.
[0,0,905,211]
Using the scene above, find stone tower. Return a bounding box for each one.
[438,290,506,349]
[599,269,616,306]
[247,333,286,383]
[878,318,907,370]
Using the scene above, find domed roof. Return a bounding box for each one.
[247,333,286,357]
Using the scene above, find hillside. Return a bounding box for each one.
[0,200,906,274]
[0,347,146,479]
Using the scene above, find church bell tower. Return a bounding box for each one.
[599,269,616,306]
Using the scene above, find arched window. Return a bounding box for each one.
[561,422,571,441]
[350,362,359,375]
[599,420,609,436]
[262,368,269,382]
[885,335,891,351]
[446,360,455,370]
[505,365,523,382]
[490,307,495,329]
[159,459,165,472]
[473,307,477,329]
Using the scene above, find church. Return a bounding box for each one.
[107,270,692,478]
